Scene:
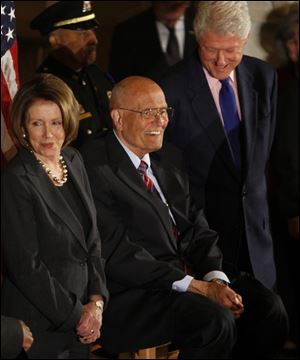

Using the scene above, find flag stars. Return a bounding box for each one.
[8,7,15,21]
[5,27,14,42]
[1,1,17,57]
[1,4,6,15]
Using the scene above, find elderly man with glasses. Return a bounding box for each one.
[80,76,286,358]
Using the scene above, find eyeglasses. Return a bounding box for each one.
[200,43,245,58]
[117,107,174,120]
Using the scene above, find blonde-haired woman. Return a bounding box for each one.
[1,74,108,359]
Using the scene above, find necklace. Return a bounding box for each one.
[36,155,68,186]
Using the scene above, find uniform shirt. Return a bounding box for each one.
[37,55,113,148]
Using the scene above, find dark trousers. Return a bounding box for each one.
[101,275,288,359]
[171,275,288,359]
[170,292,236,359]
[100,287,236,359]
[231,274,289,358]
[28,340,90,359]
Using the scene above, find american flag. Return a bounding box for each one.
[1,0,19,165]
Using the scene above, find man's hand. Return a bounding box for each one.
[187,279,244,318]
[76,301,103,344]
[19,320,34,351]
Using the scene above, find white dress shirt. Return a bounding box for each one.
[156,16,185,59]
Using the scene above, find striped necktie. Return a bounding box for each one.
[137,160,155,192]
[138,160,189,273]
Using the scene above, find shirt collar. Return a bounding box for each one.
[156,15,185,31]
[113,131,151,170]
[203,67,236,85]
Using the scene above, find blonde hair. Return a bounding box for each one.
[10,73,80,148]
[193,1,251,40]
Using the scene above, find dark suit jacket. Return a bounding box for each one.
[109,7,197,81]
[80,132,222,352]
[1,147,108,357]
[271,77,299,219]
[1,316,23,359]
[159,52,277,289]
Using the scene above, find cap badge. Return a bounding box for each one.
[83,1,92,13]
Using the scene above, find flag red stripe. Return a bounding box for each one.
[10,42,20,87]
[1,71,13,128]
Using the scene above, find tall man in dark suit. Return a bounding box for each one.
[80,76,287,358]
[109,1,197,81]
[159,1,278,291]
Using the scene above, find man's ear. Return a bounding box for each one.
[111,109,123,130]
[49,32,61,49]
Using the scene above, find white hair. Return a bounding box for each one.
[193,1,251,40]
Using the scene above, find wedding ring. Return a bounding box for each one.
[91,329,94,334]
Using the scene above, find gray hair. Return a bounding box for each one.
[193,1,251,40]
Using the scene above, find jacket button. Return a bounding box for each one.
[80,258,87,267]
[86,129,93,135]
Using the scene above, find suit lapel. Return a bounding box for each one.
[106,135,177,250]
[151,155,190,233]
[20,149,88,251]
[187,55,241,182]
[236,61,258,179]
[184,8,196,57]
[63,149,97,246]
[147,9,168,65]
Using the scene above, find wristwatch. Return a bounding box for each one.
[211,278,228,286]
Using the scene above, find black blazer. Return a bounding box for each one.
[80,132,222,352]
[109,7,197,81]
[159,52,277,289]
[1,147,108,357]
[1,316,24,359]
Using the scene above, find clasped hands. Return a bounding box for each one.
[188,279,244,318]
[76,301,103,344]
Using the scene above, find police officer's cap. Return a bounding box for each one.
[30,1,99,36]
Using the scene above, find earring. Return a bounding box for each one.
[22,133,26,138]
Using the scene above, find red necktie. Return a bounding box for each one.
[137,160,189,274]
[137,160,155,192]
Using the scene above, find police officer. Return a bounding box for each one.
[30,1,113,148]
